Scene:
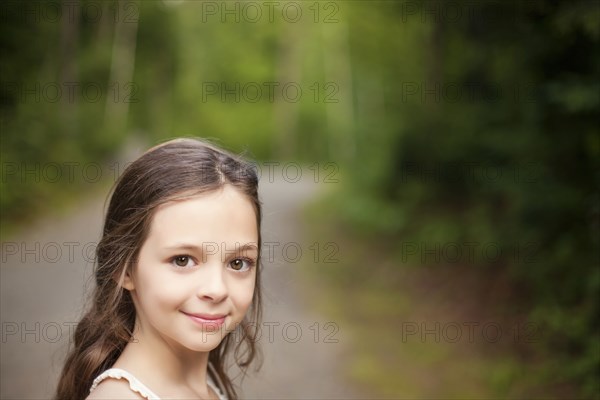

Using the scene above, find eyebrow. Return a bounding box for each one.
[163,243,259,253]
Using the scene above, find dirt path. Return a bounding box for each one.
[238,166,367,399]
[0,193,107,398]
[0,162,365,399]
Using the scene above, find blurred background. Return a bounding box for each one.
[1,0,599,399]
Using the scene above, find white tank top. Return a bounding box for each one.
[89,367,227,400]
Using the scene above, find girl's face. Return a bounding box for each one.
[122,185,258,352]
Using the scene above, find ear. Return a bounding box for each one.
[113,266,135,291]
[122,269,135,291]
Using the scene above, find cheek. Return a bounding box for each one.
[136,269,186,312]
[229,274,256,314]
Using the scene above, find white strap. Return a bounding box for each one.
[89,368,161,399]
[89,367,227,399]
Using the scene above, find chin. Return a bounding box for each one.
[181,338,222,352]
[185,330,229,352]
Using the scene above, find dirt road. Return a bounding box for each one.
[0,163,365,399]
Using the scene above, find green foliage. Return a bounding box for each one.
[330,0,599,396]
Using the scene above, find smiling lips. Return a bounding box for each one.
[181,311,226,329]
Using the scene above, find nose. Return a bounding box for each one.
[196,263,227,303]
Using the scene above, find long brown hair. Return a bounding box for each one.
[54,138,262,400]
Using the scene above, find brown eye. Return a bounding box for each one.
[173,256,191,267]
[229,258,254,272]
[230,259,244,271]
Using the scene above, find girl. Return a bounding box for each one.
[54,138,263,400]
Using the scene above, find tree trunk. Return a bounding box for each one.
[104,0,139,136]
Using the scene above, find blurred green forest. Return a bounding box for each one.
[1,0,598,398]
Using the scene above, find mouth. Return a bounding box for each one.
[180,311,227,329]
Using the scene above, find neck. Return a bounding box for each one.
[113,316,214,396]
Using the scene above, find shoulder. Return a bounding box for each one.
[86,378,145,400]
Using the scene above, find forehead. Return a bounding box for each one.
[146,185,258,246]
